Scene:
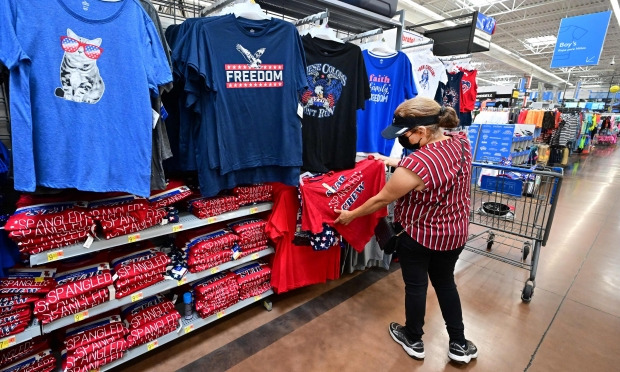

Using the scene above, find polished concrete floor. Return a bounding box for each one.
[119,145,620,372]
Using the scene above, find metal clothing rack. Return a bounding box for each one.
[294,10,329,26]
[343,27,383,42]
[200,0,236,16]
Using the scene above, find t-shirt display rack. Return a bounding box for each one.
[0,1,409,369]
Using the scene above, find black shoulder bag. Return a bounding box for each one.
[374,139,466,255]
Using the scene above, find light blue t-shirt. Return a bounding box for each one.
[0,0,172,197]
[356,50,417,156]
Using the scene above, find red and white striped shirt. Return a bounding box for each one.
[395,133,471,251]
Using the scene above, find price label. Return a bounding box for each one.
[131,292,144,303]
[90,369,101,372]
[47,250,64,262]
[184,324,194,334]
[177,277,188,286]
[210,266,220,275]
[249,207,259,214]
[216,311,225,319]
[207,217,217,224]
[34,277,44,283]
[172,224,183,233]
[128,234,141,243]
[254,295,261,302]
[0,336,16,350]
[74,310,89,322]
[147,340,159,351]
[251,253,260,260]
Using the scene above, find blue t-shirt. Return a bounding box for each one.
[356,50,417,156]
[191,15,307,174]
[0,0,172,197]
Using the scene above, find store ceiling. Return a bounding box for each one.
[399,0,620,89]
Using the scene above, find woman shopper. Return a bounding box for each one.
[334,97,477,364]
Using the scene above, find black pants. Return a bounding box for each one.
[397,234,465,344]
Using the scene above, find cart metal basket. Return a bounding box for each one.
[467,162,563,302]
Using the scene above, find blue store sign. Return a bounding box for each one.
[550,11,612,68]
[475,124,515,163]
[476,13,496,35]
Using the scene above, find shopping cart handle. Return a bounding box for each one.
[471,162,563,177]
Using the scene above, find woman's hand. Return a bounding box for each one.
[334,209,356,226]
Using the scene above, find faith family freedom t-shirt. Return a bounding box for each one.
[0,0,172,197]
[356,50,417,156]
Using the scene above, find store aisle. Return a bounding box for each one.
[119,146,620,372]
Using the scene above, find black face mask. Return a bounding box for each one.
[398,135,422,151]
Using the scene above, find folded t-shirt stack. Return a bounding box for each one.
[228,219,269,257]
[34,263,112,324]
[233,263,272,300]
[88,195,166,240]
[61,315,128,372]
[181,230,238,273]
[0,336,50,371]
[1,348,56,372]
[148,180,193,209]
[192,272,239,318]
[187,195,240,219]
[121,295,181,348]
[232,184,273,206]
[111,249,170,299]
[5,201,94,255]
[0,269,57,336]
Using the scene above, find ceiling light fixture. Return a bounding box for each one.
[524,35,557,47]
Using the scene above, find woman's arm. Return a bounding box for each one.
[334,166,425,225]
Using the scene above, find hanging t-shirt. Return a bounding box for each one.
[0,0,172,197]
[435,71,464,113]
[459,69,478,112]
[301,36,370,173]
[191,15,307,174]
[405,48,448,100]
[356,51,417,156]
[299,158,386,252]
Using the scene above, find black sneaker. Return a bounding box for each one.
[388,322,425,359]
[448,340,478,364]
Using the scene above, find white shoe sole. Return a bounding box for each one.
[448,350,478,364]
[389,327,425,359]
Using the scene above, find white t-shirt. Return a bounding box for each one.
[405,49,448,99]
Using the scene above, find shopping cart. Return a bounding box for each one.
[467,162,563,302]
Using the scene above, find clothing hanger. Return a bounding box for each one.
[219,0,271,20]
[309,22,344,43]
[361,36,396,56]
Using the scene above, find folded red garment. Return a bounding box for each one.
[64,322,127,353]
[102,210,166,239]
[0,303,31,314]
[0,309,31,326]
[0,337,49,369]
[64,339,127,370]
[239,245,269,258]
[126,311,180,348]
[191,205,240,219]
[0,321,28,338]
[15,228,91,248]
[9,353,56,372]
[188,250,233,268]
[20,235,91,255]
[64,351,123,372]
[0,277,56,294]
[100,208,166,231]
[68,335,119,361]
[0,294,39,307]
[194,274,238,299]
[35,288,109,324]
[125,301,176,329]
[113,270,161,290]
[8,216,94,241]
[196,297,239,318]
[148,183,193,209]
[5,206,89,232]
[87,196,149,221]
[187,233,239,257]
[115,275,164,299]
[239,282,272,300]
[188,196,239,211]
[115,252,170,281]
[188,254,233,273]
[237,267,271,287]
[44,271,112,304]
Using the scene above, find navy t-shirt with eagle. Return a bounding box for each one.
[193,15,307,175]
[301,35,370,173]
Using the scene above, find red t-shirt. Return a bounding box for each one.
[395,133,472,250]
[266,183,340,294]
[299,159,387,252]
[459,69,477,112]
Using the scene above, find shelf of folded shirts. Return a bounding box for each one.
[100,288,274,371]
[29,203,274,266]
[0,321,41,351]
[41,247,275,334]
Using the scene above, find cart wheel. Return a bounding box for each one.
[521,283,534,303]
[522,243,531,262]
[486,241,493,251]
[263,300,273,312]
[486,233,495,251]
